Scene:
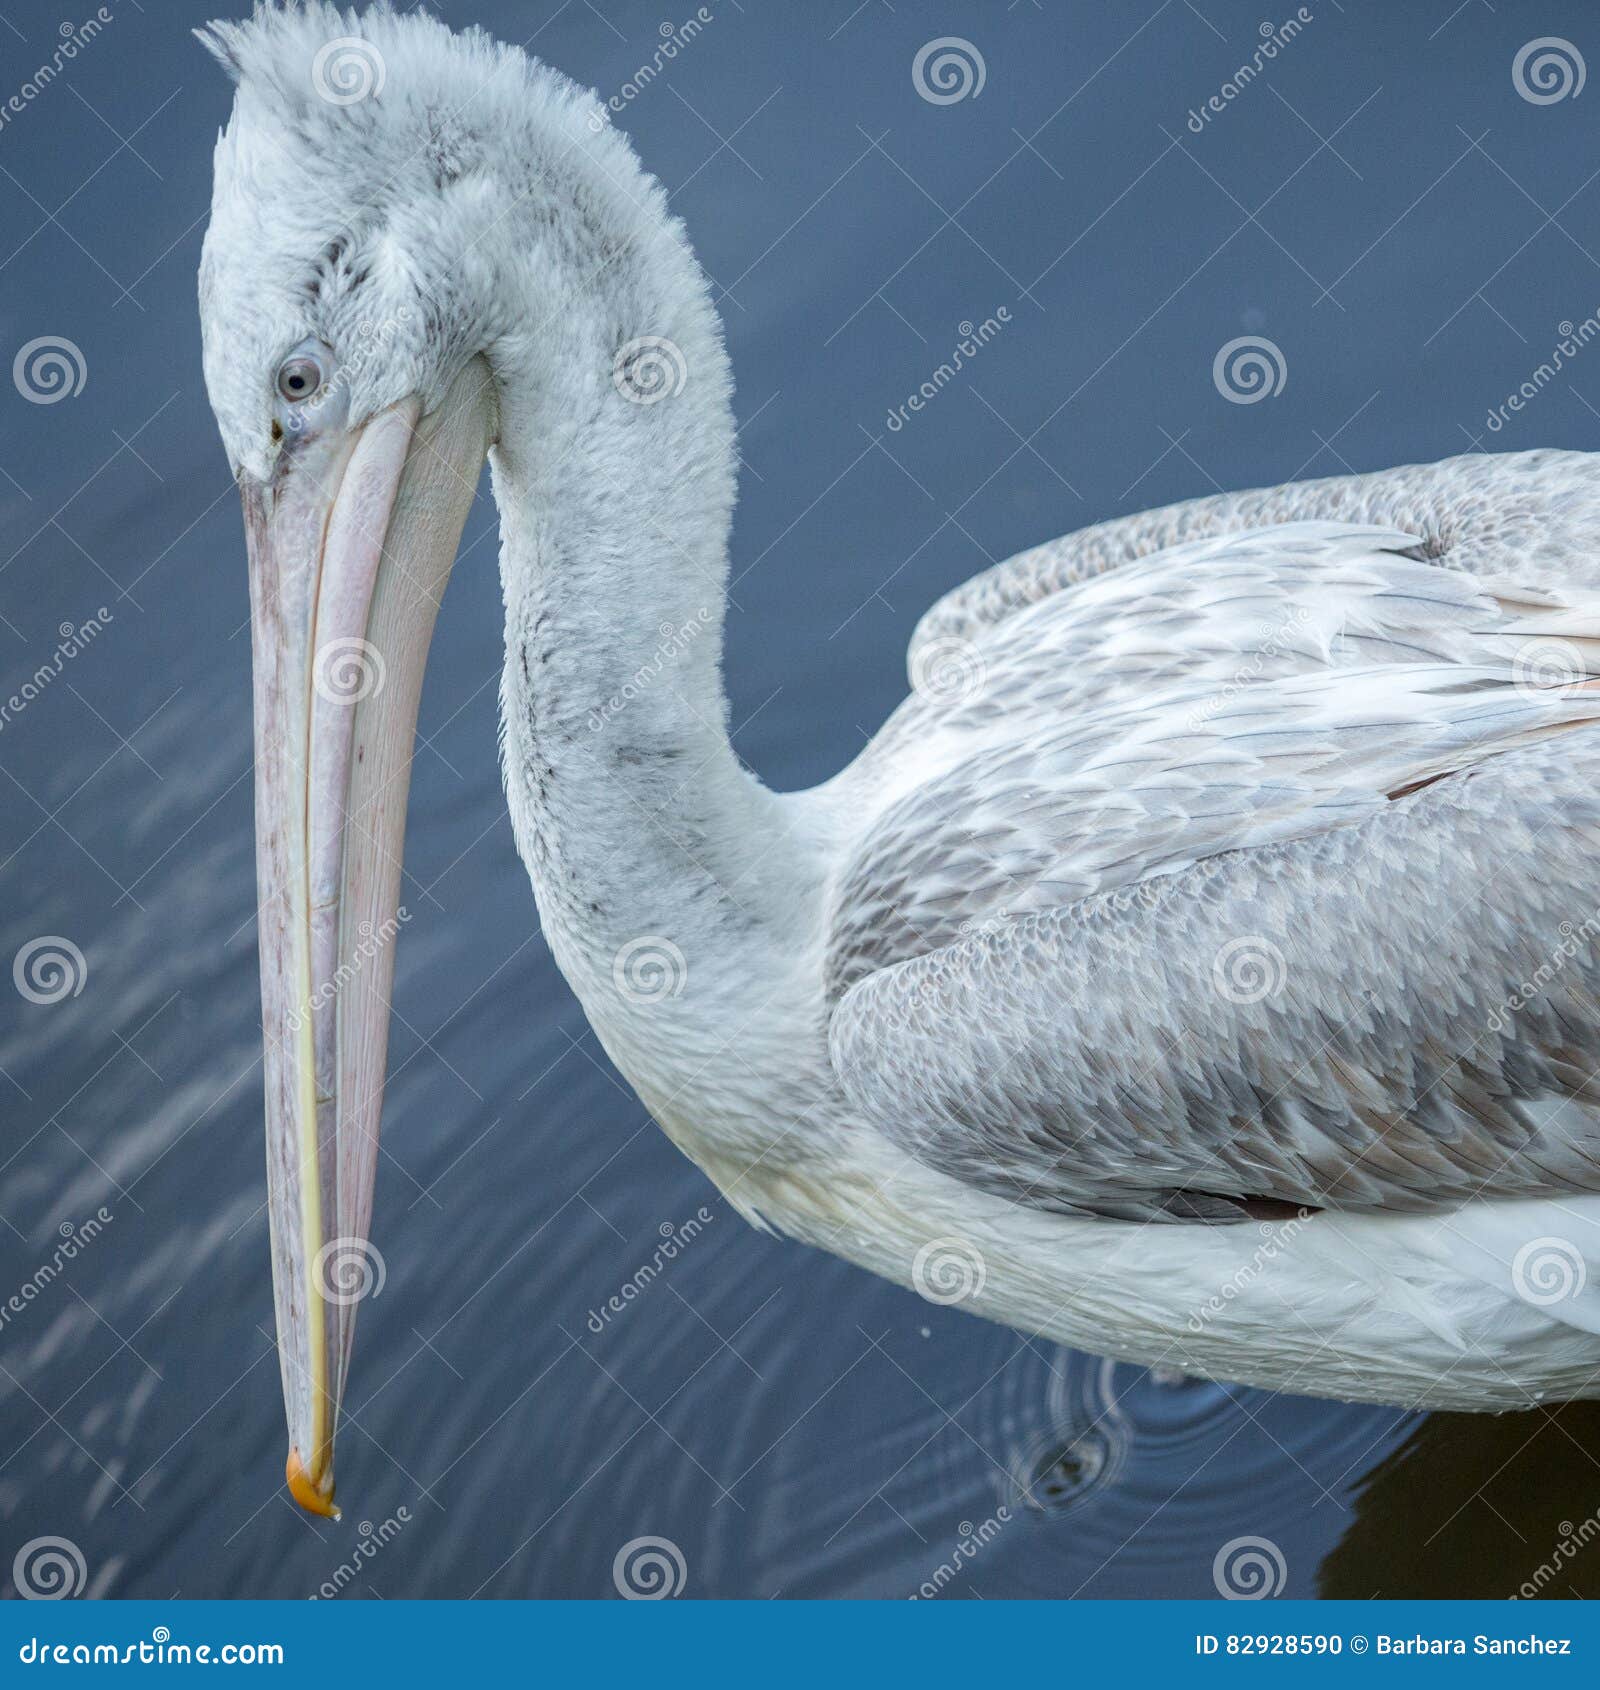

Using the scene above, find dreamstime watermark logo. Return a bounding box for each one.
[587,608,713,730]
[1484,310,1600,433]
[312,35,386,105]
[312,636,385,704]
[309,1507,412,1599]
[1511,1507,1600,1599]
[1185,604,1311,730]
[1185,9,1313,133]
[13,336,86,404]
[909,1506,1012,1599]
[0,1211,114,1337]
[611,936,688,1003]
[957,906,1016,944]
[612,1536,686,1599]
[1213,1534,1288,1599]
[1486,909,1600,1034]
[913,37,985,105]
[1213,336,1286,403]
[588,9,714,131]
[1510,636,1588,698]
[1513,37,1584,105]
[912,1237,987,1305]
[286,309,415,437]
[1188,1210,1312,1332]
[1211,936,1286,1004]
[884,309,1011,432]
[12,1537,87,1600]
[15,1631,279,1665]
[586,1207,715,1333]
[313,1238,387,1307]
[0,607,114,732]
[910,636,987,706]
[286,907,410,1035]
[0,10,115,135]
[1511,1237,1587,1308]
[612,336,687,406]
[13,936,87,1005]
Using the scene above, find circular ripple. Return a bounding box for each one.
[955,1344,1418,1596]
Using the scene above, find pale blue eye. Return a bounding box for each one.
[276,354,323,403]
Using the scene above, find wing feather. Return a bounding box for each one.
[828,456,1600,1223]
[832,519,1600,993]
[908,449,1600,669]
[828,740,1600,1222]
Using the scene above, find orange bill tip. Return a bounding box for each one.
[285,1447,341,1520]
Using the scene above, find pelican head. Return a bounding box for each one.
[198,1,734,1519]
[196,5,515,1521]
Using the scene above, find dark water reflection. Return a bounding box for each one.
[2,0,1598,1598]
[1322,1406,1600,1601]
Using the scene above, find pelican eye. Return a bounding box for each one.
[276,354,324,404]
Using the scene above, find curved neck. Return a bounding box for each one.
[483,206,797,1012]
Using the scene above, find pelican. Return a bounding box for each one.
[198,4,1600,1521]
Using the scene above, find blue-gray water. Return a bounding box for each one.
[2,0,1599,1600]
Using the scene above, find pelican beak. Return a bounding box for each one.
[242,357,495,1520]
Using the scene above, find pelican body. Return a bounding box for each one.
[197,5,1600,1519]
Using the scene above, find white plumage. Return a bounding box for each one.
[198,3,1600,1514]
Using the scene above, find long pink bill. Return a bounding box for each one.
[243,359,495,1519]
